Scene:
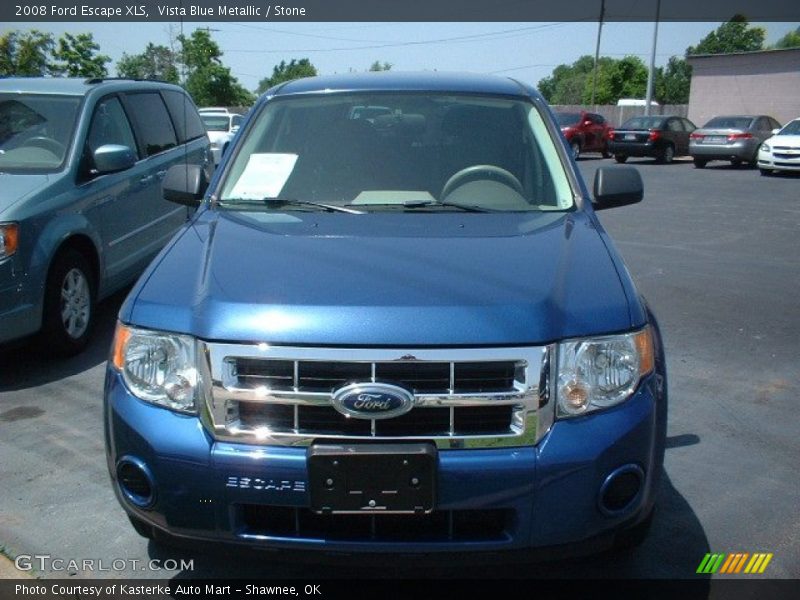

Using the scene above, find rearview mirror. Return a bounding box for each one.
[93,144,135,174]
[163,164,208,207]
[592,167,643,210]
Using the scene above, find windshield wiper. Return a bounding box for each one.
[401,199,496,213]
[218,197,364,214]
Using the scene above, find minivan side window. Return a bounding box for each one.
[123,92,178,156]
[161,89,206,143]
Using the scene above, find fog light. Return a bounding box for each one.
[117,457,156,508]
[599,464,643,515]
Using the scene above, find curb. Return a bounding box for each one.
[0,554,34,579]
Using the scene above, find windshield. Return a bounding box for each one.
[778,120,800,135]
[201,114,230,132]
[555,112,581,127]
[0,94,80,172]
[703,116,753,130]
[621,116,665,130]
[219,92,574,212]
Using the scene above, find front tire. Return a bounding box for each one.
[570,140,581,161]
[614,154,628,164]
[759,168,772,177]
[41,249,95,356]
[693,158,707,169]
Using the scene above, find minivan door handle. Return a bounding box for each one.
[139,175,154,185]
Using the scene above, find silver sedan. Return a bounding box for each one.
[689,115,781,168]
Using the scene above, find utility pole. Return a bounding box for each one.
[644,0,661,116]
[591,0,606,108]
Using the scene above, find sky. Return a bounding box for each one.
[4,21,799,91]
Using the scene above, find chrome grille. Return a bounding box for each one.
[199,343,553,449]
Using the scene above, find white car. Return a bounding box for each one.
[758,118,800,176]
[199,109,244,165]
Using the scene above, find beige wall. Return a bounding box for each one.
[687,49,800,127]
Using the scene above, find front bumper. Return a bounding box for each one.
[758,151,800,172]
[0,258,40,344]
[104,368,666,554]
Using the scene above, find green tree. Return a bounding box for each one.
[687,16,765,55]
[368,61,392,72]
[538,55,648,105]
[117,43,179,83]
[256,58,317,94]
[51,32,109,77]
[771,26,800,49]
[655,56,692,104]
[0,30,54,76]
[178,29,253,106]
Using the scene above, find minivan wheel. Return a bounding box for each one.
[41,249,95,356]
[614,154,628,164]
[759,168,772,177]
[693,158,707,168]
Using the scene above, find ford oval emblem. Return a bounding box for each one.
[331,383,415,420]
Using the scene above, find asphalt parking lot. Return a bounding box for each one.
[0,157,798,583]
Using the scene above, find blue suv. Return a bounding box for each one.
[0,78,210,355]
[105,73,667,556]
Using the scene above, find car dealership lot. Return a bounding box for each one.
[0,158,798,580]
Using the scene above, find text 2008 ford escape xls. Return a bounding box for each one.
[104,72,667,556]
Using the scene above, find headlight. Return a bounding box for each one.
[0,223,19,259]
[556,328,654,418]
[761,143,770,152]
[112,323,198,413]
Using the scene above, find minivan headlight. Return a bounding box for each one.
[761,142,771,152]
[112,323,198,413]
[556,328,654,417]
[0,223,19,259]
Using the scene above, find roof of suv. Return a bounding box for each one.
[272,71,531,98]
[0,77,180,96]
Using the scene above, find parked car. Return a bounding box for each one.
[0,77,211,355]
[199,108,244,165]
[689,115,781,168]
[554,110,612,159]
[106,72,667,557]
[608,115,696,164]
[757,117,800,176]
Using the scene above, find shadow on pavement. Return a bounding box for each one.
[0,288,128,392]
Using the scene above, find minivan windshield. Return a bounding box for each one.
[0,94,80,172]
[219,93,574,212]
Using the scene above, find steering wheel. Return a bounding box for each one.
[25,136,66,156]
[441,164,524,200]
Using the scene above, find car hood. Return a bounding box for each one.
[0,173,51,217]
[765,134,800,147]
[126,209,639,346]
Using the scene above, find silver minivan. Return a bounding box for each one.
[0,78,211,355]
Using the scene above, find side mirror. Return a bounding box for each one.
[592,167,643,210]
[583,120,593,127]
[162,164,208,207]
[230,125,240,134]
[93,144,135,174]
[771,128,781,135]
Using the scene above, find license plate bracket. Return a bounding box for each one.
[308,443,436,514]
